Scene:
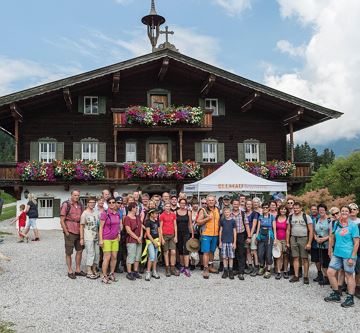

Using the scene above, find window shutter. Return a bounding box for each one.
[30,142,39,161]
[78,96,84,113]
[53,199,61,217]
[217,143,225,163]
[56,142,64,160]
[259,143,267,162]
[98,96,107,114]
[237,143,245,162]
[195,142,202,162]
[218,99,225,116]
[199,98,205,110]
[73,142,81,160]
[98,142,106,162]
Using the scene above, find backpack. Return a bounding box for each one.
[288,213,309,235]
[61,200,84,222]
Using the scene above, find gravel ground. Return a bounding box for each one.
[0,219,359,333]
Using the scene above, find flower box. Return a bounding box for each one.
[237,160,295,179]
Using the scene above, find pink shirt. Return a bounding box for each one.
[100,211,121,241]
[276,217,288,241]
[60,201,83,235]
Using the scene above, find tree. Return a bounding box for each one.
[0,131,14,162]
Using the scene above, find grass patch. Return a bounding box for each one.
[0,191,16,205]
[0,321,16,333]
[0,206,16,222]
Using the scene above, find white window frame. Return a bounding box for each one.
[245,142,260,162]
[39,142,56,163]
[205,98,219,116]
[202,142,217,163]
[38,198,54,218]
[81,142,98,161]
[126,142,137,162]
[84,96,99,115]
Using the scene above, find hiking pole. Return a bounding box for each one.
[319,242,323,288]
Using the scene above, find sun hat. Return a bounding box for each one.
[186,238,200,253]
[272,241,281,259]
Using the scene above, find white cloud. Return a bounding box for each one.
[0,56,81,95]
[213,0,252,16]
[114,0,134,5]
[265,0,360,144]
[276,40,305,57]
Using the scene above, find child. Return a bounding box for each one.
[11,204,28,243]
[219,207,237,279]
[159,202,179,277]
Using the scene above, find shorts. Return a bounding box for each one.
[201,235,218,254]
[250,234,257,251]
[177,231,190,256]
[64,233,83,256]
[290,236,309,259]
[147,243,159,262]
[311,247,330,268]
[355,256,360,275]
[278,240,287,253]
[103,239,119,253]
[85,240,100,266]
[126,243,142,264]
[329,255,357,274]
[163,234,176,252]
[221,242,235,259]
[27,218,37,229]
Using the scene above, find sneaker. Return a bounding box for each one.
[283,271,289,279]
[275,272,282,280]
[238,274,245,281]
[126,272,135,281]
[303,277,309,285]
[152,270,160,279]
[165,266,171,277]
[244,266,253,275]
[229,270,234,280]
[250,267,258,277]
[341,295,355,308]
[133,271,142,279]
[313,271,323,282]
[203,267,209,279]
[184,268,191,277]
[257,267,265,276]
[319,277,330,286]
[180,266,185,274]
[145,271,151,281]
[209,266,219,274]
[289,276,300,283]
[324,291,341,303]
[263,271,271,279]
[222,270,229,279]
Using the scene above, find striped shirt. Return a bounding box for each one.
[231,210,249,234]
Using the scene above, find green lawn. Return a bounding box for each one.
[0,191,16,205]
[0,206,16,222]
[0,321,16,333]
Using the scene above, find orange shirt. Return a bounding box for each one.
[202,207,220,237]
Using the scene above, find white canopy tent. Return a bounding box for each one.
[184,159,287,194]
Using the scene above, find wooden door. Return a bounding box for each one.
[150,95,168,109]
[149,143,168,163]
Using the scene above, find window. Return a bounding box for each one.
[205,98,218,116]
[39,142,56,162]
[82,142,98,161]
[245,142,259,162]
[202,142,217,163]
[84,96,99,114]
[126,142,137,162]
[38,198,53,218]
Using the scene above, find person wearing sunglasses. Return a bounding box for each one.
[325,206,359,308]
[286,199,294,215]
[99,197,121,284]
[349,203,360,299]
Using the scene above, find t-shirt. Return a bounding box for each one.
[290,213,312,237]
[27,201,38,218]
[333,221,359,259]
[18,211,27,228]
[246,211,259,231]
[100,211,121,241]
[275,217,288,241]
[145,219,160,239]
[123,215,142,244]
[314,217,331,249]
[60,201,83,235]
[80,210,99,241]
[220,218,236,243]
[160,211,176,236]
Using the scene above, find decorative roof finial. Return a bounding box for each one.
[150,0,157,15]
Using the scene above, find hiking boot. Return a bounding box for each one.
[171,266,180,276]
[219,262,224,272]
[263,271,271,279]
[126,272,135,281]
[324,291,341,303]
[250,266,258,277]
[257,267,265,276]
[319,277,330,286]
[341,295,355,308]
[303,277,309,285]
[283,271,289,279]
[289,276,300,283]
[313,271,323,282]
[222,270,229,279]
[355,286,360,299]
[238,274,245,281]
[275,272,282,280]
[152,270,160,279]
[244,266,253,275]
[203,267,209,279]
[209,266,219,274]
[165,266,171,277]
[229,269,234,280]
[133,271,142,279]
[145,271,151,281]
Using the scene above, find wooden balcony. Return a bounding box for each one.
[0,161,313,186]
[112,108,213,132]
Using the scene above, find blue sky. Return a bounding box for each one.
[0,0,359,150]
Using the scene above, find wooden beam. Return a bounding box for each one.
[240,92,261,113]
[283,108,304,126]
[10,103,23,122]
[158,58,169,82]
[63,87,72,111]
[112,72,121,93]
[179,130,183,162]
[113,129,118,162]
[289,122,294,162]
[200,74,216,97]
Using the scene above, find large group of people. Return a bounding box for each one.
[16,189,360,308]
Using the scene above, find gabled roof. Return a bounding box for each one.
[0,48,342,119]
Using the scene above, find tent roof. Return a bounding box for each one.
[184,159,287,193]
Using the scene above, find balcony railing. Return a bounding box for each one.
[0,161,313,185]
